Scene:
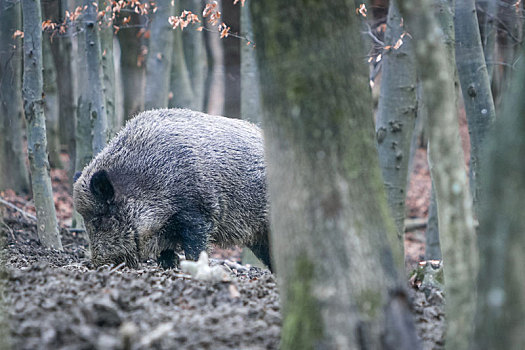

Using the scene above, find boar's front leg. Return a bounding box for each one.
[167,209,211,262]
[158,249,179,269]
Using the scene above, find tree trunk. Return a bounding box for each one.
[474,32,525,350]
[376,0,417,243]
[181,0,206,111]
[477,0,498,81]
[425,185,441,260]
[42,34,63,169]
[455,0,496,215]
[222,0,240,118]
[251,2,419,348]
[22,0,62,250]
[99,2,117,138]
[240,3,262,125]
[203,0,225,115]
[83,0,108,155]
[0,221,10,349]
[168,1,195,109]
[0,0,30,194]
[399,1,478,349]
[144,0,175,110]
[117,13,145,120]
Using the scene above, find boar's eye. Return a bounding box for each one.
[90,170,115,203]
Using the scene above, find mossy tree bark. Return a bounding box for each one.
[455,0,496,215]
[83,0,108,155]
[251,2,419,348]
[144,0,175,110]
[22,0,62,250]
[0,0,30,194]
[474,33,525,350]
[399,0,478,349]
[375,0,417,245]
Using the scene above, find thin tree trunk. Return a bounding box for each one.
[99,2,117,138]
[83,0,108,155]
[251,2,419,348]
[455,0,496,215]
[22,0,62,250]
[42,34,63,169]
[376,0,417,243]
[144,0,175,110]
[240,3,262,125]
[204,0,224,115]
[117,13,145,120]
[181,0,206,111]
[168,1,194,109]
[474,33,525,350]
[399,1,478,349]
[0,0,30,194]
[425,184,441,260]
[0,222,10,349]
[222,0,240,118]
[477,0,498,81]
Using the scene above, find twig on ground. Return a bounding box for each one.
[0,197,37,222]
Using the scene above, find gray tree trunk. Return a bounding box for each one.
[477,0,498,81]
[99,2,117,138]
[22,0,62,250]
[168,1,194,109]
[42,35,63,169]
[83,0,108,155]
[0,221,10,349]
[222,0,240,118]
[144,0,175,110]
[240,3,262,125]
[0,0,30,194]
[455,0,496,215]
[181,0,206,111]
[425,185,441,260]
[376,0,417,243]
[251,2,420,348]
[399,1,478,349]
[474,34,525,350]
[204,0,224,115]
[117,13,145,120]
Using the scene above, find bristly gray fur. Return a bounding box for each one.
[73,108,270,269]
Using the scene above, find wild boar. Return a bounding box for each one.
[73,109,271,270]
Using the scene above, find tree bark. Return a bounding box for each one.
[240,3,262,125]
[221,0,240,118]
[0,0,30,194]
[99,1,117,138]
[181,0,206,111]
[83,0,108,155]
[399,1,478,349]
[203,0,224,115]
[22,0,62,250]
[144,0,175,110]
[376,0,417,243]
[251,2,419,348]
[477,0,498,81]
[117,13,145,120]
[42,34,63,168]
[474,32,525,350]
[455,0,496,215]
[168,1,195,109]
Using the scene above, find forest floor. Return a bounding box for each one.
[0,147,447,350]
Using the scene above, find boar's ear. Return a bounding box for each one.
[90,170,115,202]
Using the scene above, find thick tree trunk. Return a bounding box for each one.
[22,0,62,250]
[474,34,525,350]
[203,0,225,115]
[240,4,262,125]
[455,0,496,215]
[251,2,419,348]
[168,1,194,109]
[0,0,30,194]
[117,13,145,120]
[181,0,206,111]
[376,0,417,243]
[42,35,63,169]
[399,1,478,349]
[144,0,175,110]
[83,0,108,155]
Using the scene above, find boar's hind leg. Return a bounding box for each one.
[178,214,211,262]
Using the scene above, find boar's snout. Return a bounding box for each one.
[91,247,139,269]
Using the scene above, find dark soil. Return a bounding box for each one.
[1,150,445,350]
